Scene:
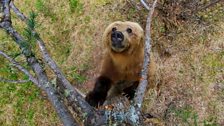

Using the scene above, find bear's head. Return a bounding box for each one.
[103,21,144,53]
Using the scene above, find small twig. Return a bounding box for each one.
[9,1,27,21]
[194,0,222,13]
[134,0,157,108]
[0,77,30,84]
[0,50,39,86]
[140,0,150,10]
[128,0,141,10]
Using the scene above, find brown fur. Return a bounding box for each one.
[100,21,156,98]
[85,21,156,106]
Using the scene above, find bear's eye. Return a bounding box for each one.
[126,28,132,34]
[112,27,117,32]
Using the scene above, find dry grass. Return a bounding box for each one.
[143,17,224,125]
[0,0,223,125]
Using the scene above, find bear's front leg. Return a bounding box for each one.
[123,81,139,100]
[85,76,112,107]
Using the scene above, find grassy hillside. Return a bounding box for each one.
[0,0,223,125]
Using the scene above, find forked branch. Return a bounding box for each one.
[9,1,92,117]
[9,1,27,21]
[140,0,150,10]
[0,77,30,84]
[0,0,78,125]
[0,50,39,86]
[134,0,157,108]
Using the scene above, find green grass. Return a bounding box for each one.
[178,107,198,125]
[169,105,218,126]
[0,57,60,125]
[0,82,61,125]
[0,0,224,125]
[35,0,57,21]
[68,0,83,13]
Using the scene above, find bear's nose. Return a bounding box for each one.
[111,31,124,44]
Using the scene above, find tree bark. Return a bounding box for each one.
[0,0,158,125]
[0,0,78,125]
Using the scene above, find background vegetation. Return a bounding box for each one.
[0,0,223,125]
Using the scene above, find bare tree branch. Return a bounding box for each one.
[0,0,78,125]
[0,77,30,83]
[194,0,222,13]
[127,0,142,10]
[140,0,150,10]
[9,1,27,21]
[1,0,10,22]
[9,0,84,97]
[8,0,95,117]
[134,0,157,108]
[128,0,152,11]
[0,50,39,86]
[10,0,84,95]
[35,36,87,98]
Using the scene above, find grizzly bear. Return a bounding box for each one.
[85,21,156,107]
